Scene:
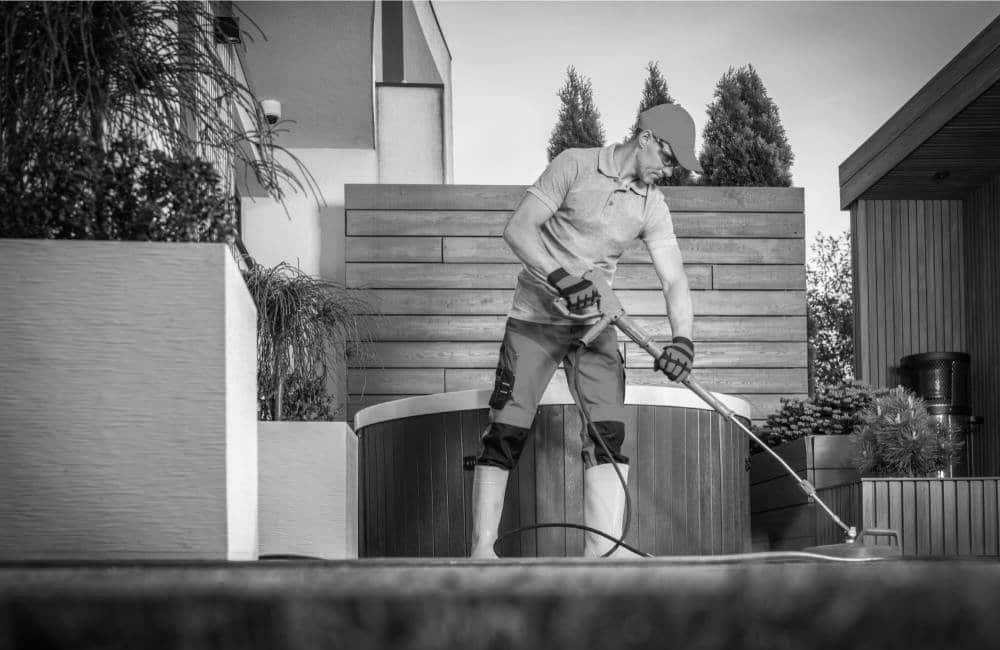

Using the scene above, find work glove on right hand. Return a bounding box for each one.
[654,336,694,382]
[547,268,600,314]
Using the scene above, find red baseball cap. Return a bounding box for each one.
[638,103,702,173]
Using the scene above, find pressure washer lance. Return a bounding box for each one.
[551,270,901,560]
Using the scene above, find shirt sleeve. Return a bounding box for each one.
[524,149,578,213]
[641,190,679,252]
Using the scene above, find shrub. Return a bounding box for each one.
[849,386,964,477]
[0,134,236,243]
[754,381,887,450]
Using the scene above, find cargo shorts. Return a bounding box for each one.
[476,317,628,470]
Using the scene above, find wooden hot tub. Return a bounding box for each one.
[354,385,753,558]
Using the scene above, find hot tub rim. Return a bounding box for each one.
[354,384,752,430]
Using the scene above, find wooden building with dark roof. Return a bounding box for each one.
[840,16,1000,474]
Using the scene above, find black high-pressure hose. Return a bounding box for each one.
[492,344,653,559]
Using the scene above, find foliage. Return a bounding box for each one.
[754,381,888,450]
[697,64,793,186]
[547,66,605,161]
[808,230,854,388]
[257,372,339,422]
[242,261,378,421]
[849,386,963,477]
[627,61,691,186]
[0,1,318,207]
[0,134,236,242]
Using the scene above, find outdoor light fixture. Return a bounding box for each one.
[214,16,241,44]
[932,170,951,183]
[260,99,282,125]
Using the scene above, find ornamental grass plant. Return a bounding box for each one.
[242,261,378,421]
[1,1,317,207]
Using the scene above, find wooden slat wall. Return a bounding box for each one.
[816,479,1000,556]
[965,173,1000,476]
[851,199,966,388]
[346,185,807,425]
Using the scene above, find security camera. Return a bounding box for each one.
[260,99,281,125]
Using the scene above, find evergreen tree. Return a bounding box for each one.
[627,61,690,186]
[546,66,605,161]
[698,64,794,186]
[807,230,854,389]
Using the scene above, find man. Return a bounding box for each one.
[470,103,702,559]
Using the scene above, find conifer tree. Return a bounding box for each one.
[698,64,794,186]
[627,61,690,186]
[546,66,605,161]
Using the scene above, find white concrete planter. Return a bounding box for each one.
[0,239,258,560]
[257,422,358,559]
[258,421,358,559]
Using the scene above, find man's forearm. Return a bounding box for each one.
[664,277,694,340]
[504,227,560,279]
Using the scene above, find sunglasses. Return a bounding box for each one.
[655,138,679,168]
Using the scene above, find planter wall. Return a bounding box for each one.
[749,435,859,550]
[0,240,258,560]
[815,478,1000,556]
[258,421,358,559]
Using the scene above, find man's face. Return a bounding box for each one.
[639,134,678,185]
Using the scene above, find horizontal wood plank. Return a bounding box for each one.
[346,184,804,212]
[347,210,804,238]
[625,342,806,369]
[734,393,809,421]
[441,237,805,265]
[350,341,806,369]
[347,262,712,289]
[348,368,444,394]
[362,315,806,342]
[363,289,806,316]
[442,367,806,394]
[712,265,805,290]
[344,238,442,262]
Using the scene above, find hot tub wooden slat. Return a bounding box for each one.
[564,406,585,557]
[443,411,465,558]
[359,402,751,557]
[517,418,537,557]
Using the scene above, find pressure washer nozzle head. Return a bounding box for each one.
[846,526,858,543]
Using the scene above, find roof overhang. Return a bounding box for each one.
[839,16,1000,210]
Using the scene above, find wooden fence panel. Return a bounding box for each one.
[346,184,807,427]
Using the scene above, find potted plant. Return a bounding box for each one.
[849,386,963,478]
[0,1,313,561]
[242,260,377,559]
[813,387,997,556]
[749,381,887,551]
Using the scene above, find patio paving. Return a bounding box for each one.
[2,556,999,649]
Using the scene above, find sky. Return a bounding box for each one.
[432,0,1000,253]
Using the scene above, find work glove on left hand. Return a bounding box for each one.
[654,336,694,382]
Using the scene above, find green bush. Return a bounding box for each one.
[754,381,888,450]
[849,386,964,477]
[0,135,236,243]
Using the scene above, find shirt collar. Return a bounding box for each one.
[598,143,649,197]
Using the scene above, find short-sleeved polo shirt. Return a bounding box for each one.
[508,144,680,325]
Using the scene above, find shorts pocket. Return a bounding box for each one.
[489,336,518,410]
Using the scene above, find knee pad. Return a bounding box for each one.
[477,422,531,471]
[588,420,629,465]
